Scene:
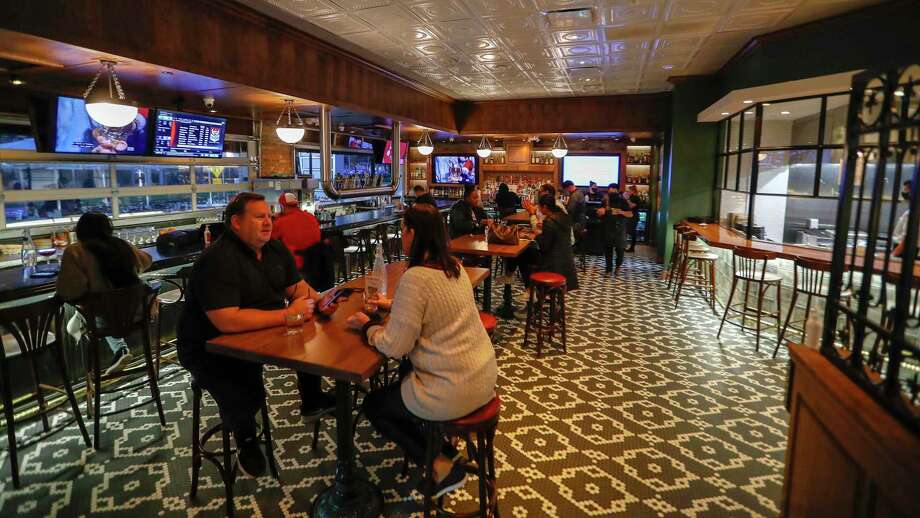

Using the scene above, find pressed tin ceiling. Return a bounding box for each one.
[241,0,883,101]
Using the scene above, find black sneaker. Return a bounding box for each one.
[433,462,467,498]
[236,436,266,478]
[300,392,336,419]
[104,348,133,376]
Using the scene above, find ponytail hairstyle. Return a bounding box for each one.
[75,212,141,288]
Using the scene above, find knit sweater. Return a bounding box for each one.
[366,266,497,421]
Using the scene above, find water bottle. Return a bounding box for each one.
[804,311,823,350]
[20,229,36,269]
[372,243,387,298]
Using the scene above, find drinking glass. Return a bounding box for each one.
[284,311,304,336]
[363,285,379,314]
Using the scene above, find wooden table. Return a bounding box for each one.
[205,261,487,518]
[502,210,532,224]
[450,234,533,317]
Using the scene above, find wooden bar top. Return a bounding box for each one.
[684,221,920,278]
[450,234,532,258]
[206,261,488,384]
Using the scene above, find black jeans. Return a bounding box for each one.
[604,232,626,271]
[505,246,541,287]
[184,353,323,442]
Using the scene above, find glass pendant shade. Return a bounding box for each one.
[82,61,138,128]
[276,126,305,144]
[275,99,304,144]
[417,130,434,155]
[551,134,568,158]
[477,134,492,158]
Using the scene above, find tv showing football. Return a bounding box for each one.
[54,96,150,155]
[432,155,477,184]
[153,109,226,158]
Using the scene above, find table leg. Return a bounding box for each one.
[311,381,383,518]
[483,260,492,313]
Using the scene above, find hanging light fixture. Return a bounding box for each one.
[476,134,492,158]
[417,129,434,156]
[275,99,305,144]
[82,60,138,128]
[551,134,568,158]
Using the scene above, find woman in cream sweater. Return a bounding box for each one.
[347,203,497,498]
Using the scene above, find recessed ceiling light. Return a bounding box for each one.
[894,88,905,97]
[780,111,791,115]
[745,111,753,115]
[763,103,771,106]
[720,112,730,116]
[661,64,674,70]
[9,76,24,86]
[743,100,753,104]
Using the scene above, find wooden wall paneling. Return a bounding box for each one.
[506,142,531,164]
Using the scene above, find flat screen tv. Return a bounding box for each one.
[347,136,373,150]
[153,109,226,158]
[561,154,621,187]
[432,154,477,184]
[54,96,150,155]
[382,140,408,164]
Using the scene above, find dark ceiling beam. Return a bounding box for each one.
[455,93,671,135]
[0,0,458,131]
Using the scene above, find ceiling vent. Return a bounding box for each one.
[543,7,596,30]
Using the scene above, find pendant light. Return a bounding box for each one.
[417,130,434,156]
[551,133,568,158]
[476,134,492,158]
[275,99,305,144]
[82,60,138,128]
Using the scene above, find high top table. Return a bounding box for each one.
[450,234,533,318]
[206,261,488,518]
[502,210,532,225]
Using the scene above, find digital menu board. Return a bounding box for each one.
[153,109,226,158]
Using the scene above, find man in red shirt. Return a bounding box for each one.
[271,192,321,270]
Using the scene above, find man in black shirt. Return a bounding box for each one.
[448,183,492,239]
[178,192,337,477]
[598,183,633,276]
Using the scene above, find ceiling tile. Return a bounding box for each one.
[719,9,793,31]
[542,6,599,30]
[565,56,604,67]
[667,0,731,20]
[461,0,534,16]
[404,0,472,22]
[312,13,374,34]
[604,22,658,40]
[552,29,598,44]
[736,0,804,12]
[384,25,439,44]
[329,0,393,10]
[269,0,342,18]
[353,4,421,27]
[606,1,662,25]
[660,16,720,36]
[555,44,602,57]
[482,14,547,34]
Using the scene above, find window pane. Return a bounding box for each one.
[2,162,110,190]
[5,198,112,225]
[752,195,838,246]
[854,149,898,201]
[739,151,752,192]
[719,190,749,232]
[741,110,756,149]
[195,165,250,185]
[116,164,190,187]
[119,194,192,215]
[756,150,817,195]
[761,98,822,147]
[729,115,741,151]
[716,155,726,189]
[196,191,238,209]
[720,119,730,153]
[819,148,846,197]
[223,140,250,158]
[824,95,849,145]
[726,154,738,190]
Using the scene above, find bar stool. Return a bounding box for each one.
[0,296,91,488]
[666,224,690,289]
[147,266,192,376]
[80,283,166,450]
[523,272,567,358]
[343,228,374,278]
[189,379,280,518]
[372,223,395,262]
[573,228,588,272]
[774,257,851,358]
[717,248,783,353]
[673,231,719,314]
[418,395,501,518]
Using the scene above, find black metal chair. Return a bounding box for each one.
[0,296,91,488]
[79,283,166,449]
[146,266,192,376]
[190,379,280,518]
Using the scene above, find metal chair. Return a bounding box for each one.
[717,248,783,353]
[146,266,192,376]
[79,283,166,449]
[0,296,91,488]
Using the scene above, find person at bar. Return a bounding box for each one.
[177,192,338,478]
[494,182,521,218]
[597,183,633,276]
[448,183,492,239]
[346,203,497,498]
[412,184,426,199]
[625,185,642,252]
[586,181,601,202]
[271,192,321,271]
[57,212,153,375]
[562,180,586,232]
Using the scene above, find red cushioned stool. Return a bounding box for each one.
[420,395,501,518]
[524,272,567,358]
[478,311,497,337]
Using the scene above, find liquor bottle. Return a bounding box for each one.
[203,225,212,247]
[20,229,36,269]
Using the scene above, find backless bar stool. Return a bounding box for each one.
[673,230,719,313]
[717,248,783,353]
[774,257,851,358]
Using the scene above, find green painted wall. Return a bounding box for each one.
[657,77,720,263]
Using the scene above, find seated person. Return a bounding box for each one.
[494,182,520,218]
[448,183,492,239]
[412,184,426,199]
[415,192,436,206]
[57,212,152,375]
[347,203,498,498]
[177,192,338,478]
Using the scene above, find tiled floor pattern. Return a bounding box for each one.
[0,253,790,517]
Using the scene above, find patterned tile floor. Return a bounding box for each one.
[0,252,790,517]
